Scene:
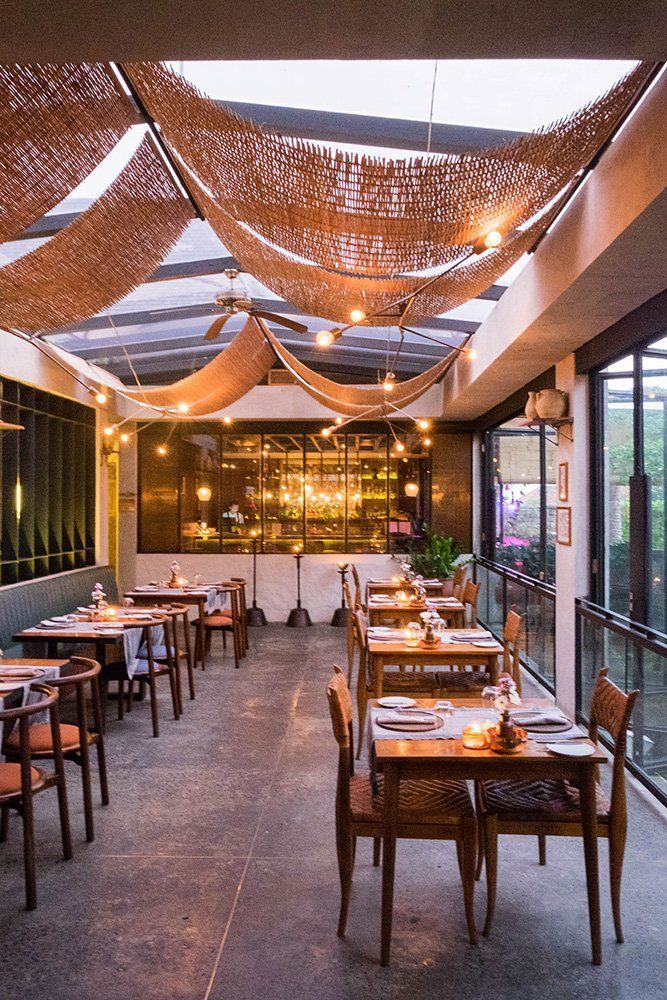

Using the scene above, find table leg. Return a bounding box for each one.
[381,760,400,966]
[489,653,499,684]
[579,764,602,965]
[373,655,383,698]
[197,599,206,670]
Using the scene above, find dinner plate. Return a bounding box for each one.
[368,626,392,634]
[545,742,596,757]
[0,668,45,680]
[472,639,501,647]
[377,696,416,708]
[377,714,444,733]
[38,621,72,629]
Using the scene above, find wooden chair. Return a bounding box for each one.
[350,564,365,612]
[229,578,250,654]
[123,604,194,720]
[326,667,477,945]
[452,564,467,601]
[462,580,480,626]
[478,668,638,942]
[436,610,523,697]
[353,609,438,758]
[0,684,72,909]
[343,579,357,685]
[128,616,181,738]
[193,585,244,669]
[3,657,108,843]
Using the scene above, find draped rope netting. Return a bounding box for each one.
[0,135,194,333]
[0,63,138,243]
[126,60,652,326]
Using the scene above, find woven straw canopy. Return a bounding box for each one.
[0,63,138,244]
[126,60,652,326]
[0,135,194,333]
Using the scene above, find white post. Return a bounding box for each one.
[554,355,590,715]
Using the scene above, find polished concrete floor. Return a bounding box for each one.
[1,625,665,999]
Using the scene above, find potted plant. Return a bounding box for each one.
[405,529,464,593]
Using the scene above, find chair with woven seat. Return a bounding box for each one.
[462,579,480,626]
[353,609,438,758]
[0,684,72,909]
[436,610,523,696]
[3,657,108,843]
[193,585,244,669]
[326,666,477,946]
[478,668,638,942]
[452,564,467,601]
[229,578,249,654]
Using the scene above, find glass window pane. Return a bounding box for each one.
[220,433,261,553]
[601,377,634,615]
[179,431,221,553]
[545,428,557,584]
[389,432,429,554]
[346,432,387,553]
[642,360,667,631]
[262,434,304,552]
[304,433,346,553]
[491,418,543,578]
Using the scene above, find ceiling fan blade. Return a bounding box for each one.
[203,314,233,341]
[251,310,308,334]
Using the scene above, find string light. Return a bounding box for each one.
[395,441,405,454]
[222,415,233,425]
[321,427,331,437]
[119,432,130,444]
[156,444,168,457]
[103,426,115,437]
[316,330,334,347]
[334,417,343,426]
[177,402,190,414]
[423,437,432,447]
[382,372,396,393]
[417,418,430,430]
[94,390,108,405]
[466,348,477,360]
[405,480,419,497]
[484,229,503,248]
[350,308,365,323]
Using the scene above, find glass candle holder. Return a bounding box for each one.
[462,722,489,749]
[404,623,421,647]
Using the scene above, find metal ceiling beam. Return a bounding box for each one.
[219,101,525,153]
[51,300,481,336]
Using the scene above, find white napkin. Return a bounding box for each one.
[377,712,435,727]
[513,711,568,726]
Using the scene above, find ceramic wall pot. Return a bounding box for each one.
[524,391,538,421]
[535,388,568,420]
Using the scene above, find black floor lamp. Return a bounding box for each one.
[331,562,349,627]
[286,544,312,627]
[246,530,267,627]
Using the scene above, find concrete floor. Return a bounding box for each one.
[0,625,665,1000]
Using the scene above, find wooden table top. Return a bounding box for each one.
[372,697,605,766]
[368,629,502,656]
[367,599,464,612]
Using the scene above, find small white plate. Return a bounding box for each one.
[472,639,500,647]
[369,626,392,634]
[378,696,416,709]
[545,742,596,757]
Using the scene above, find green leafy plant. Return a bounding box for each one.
[406,529,463,579]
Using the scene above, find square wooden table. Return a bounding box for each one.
[124,588,215,669]
[367,599,465,629]
[371,698,607,966]
[368,629,502,695]
[366,580,446,599]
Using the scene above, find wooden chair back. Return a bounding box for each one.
[462,580,480,625]
[502,611,523,694]
[452,564,467,601]
[343,579,356,682]
[350,564,362,610]
[352,609,371,689]
[588,668,638,820]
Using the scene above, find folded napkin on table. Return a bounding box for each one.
[512,711,569,727]
[377,712,435,727]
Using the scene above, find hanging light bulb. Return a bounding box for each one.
[156,444,168,457]
[423,437,432,447]
[405,480,419,498]
[321,427,331,438]
[484,229,503,249]
[383,372,396,393]
[222,415,233,425]
[197,485,212,503]
[103,426,115,437]
[395,441,405,454]
[316,329,334,347]
[94,390,108,405]
[350,308,365,323]
[119,432,130,444]
[177,402,190,414]
[334,417,343,426]
[417,418,430,430]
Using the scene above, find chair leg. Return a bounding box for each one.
[373,837,381,867]
[147,672,160,738]
[0,805,9,843]
[126,679,134,712]
[609,824,627,943]
[50,706,73,861]
[355,686,368,760]
[460,816,478,945]
[21,791,37,910]
[117,679,125,721]
[336,829,355,937]
[79,742,95,843]
[482,814,498,937]
[474,782,485,880]
[232,626,241,668]
[91,680,110,808]
[538,834,547,866]
[168,666,180,721]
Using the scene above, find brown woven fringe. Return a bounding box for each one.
[0,135,194,333]
[125,61,652,324]
[0,63,138,243]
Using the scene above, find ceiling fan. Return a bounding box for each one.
[202,268,309,341]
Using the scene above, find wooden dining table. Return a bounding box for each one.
[366,580,446,599]
[367,598,465,629]
[371,697,607,967]
[124,587,217,670]
[368,628,502,695]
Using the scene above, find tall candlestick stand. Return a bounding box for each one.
[246,532,267,627]
[286,546,312,627]
[331,562,350,627]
